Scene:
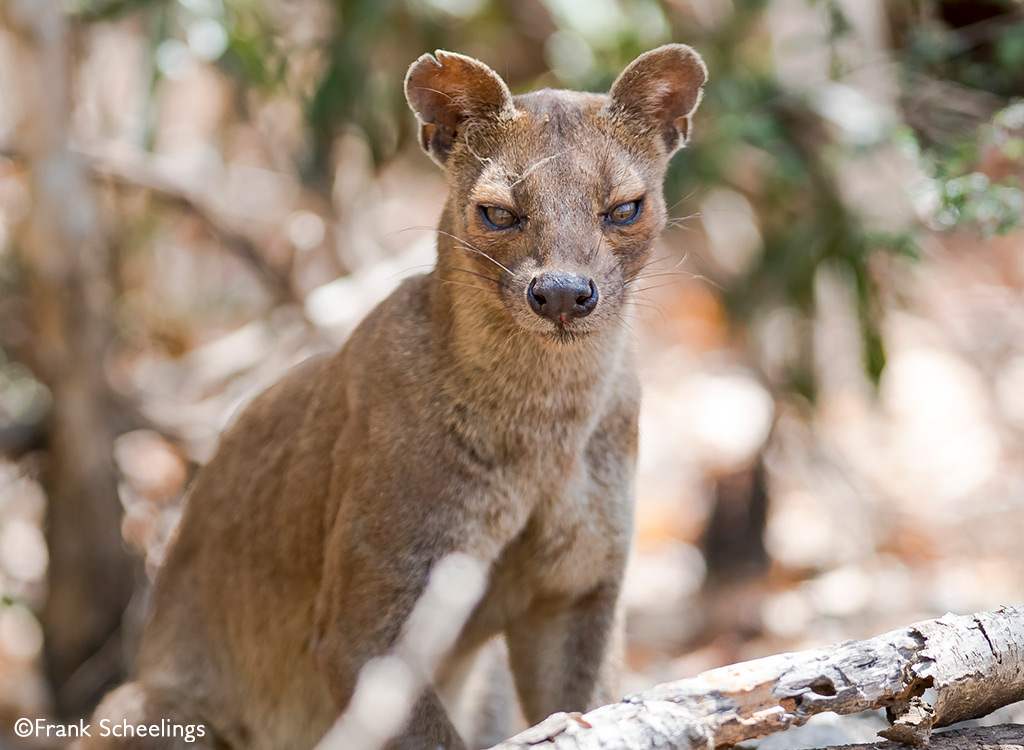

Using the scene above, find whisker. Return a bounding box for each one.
[666,211,701,227]
[609,242,653,276]
[613,315,640,345]
[627,270,701,285]
[631,280,691,294]
[388,263,436,282]
[633,273,725,294]
[666,188,699,215]
[665,221,700,233]
[390,225,514,275]
[447,241,513,275]
[695,274,725,293]
[638,257,723,292]
[631,250,692,277]
[634,290,669,325]
[624,299,664,315]
[385,225,430,239]
[500,322,534,354]
[686,251,716,280]
[439,265,503,285]
[509,327,531,351]
[440,279,496,296]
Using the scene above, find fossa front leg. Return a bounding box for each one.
[504,395,637,724]
[314,472,526,749]
[383,689,466,750]
[504,579,623,724]
[315,541,469,749]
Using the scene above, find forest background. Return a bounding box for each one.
[0,0,1023,745]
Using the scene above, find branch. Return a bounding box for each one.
[487,607,1024,750]
[826,725,1024,750]
[79,144,303,306]
[0,143,306,306]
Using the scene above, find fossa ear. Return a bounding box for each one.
[405,50,516,167]
[607,44,708,155]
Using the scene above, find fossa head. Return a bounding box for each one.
[406,45,707,347]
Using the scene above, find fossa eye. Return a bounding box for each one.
[607,200,642,225]
[479,205,519,230]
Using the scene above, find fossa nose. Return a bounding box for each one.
[527,271,598,325]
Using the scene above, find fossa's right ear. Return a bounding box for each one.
[405,50,516,167]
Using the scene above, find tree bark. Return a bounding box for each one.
[487,607,1024,750]
[825,725,1024,750]
[1,0,137,717]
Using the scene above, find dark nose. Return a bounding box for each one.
[527,271,598,323]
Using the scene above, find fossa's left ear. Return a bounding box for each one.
[405,50,516,167]
[607,44,708,155]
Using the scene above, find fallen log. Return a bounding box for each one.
[826,724,1024,750]
[488,607,1024,750]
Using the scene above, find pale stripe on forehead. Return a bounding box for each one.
[605,160,646,202]
[470,147,580,204]
[470,146,645,205]
[471,164,516,206]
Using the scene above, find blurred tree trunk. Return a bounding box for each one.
[702,454,770,586]
[1,1,136,717]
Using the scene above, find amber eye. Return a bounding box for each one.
[480,205,519,230]
[607,200,641,225]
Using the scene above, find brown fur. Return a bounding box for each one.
[81,45,707,750]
